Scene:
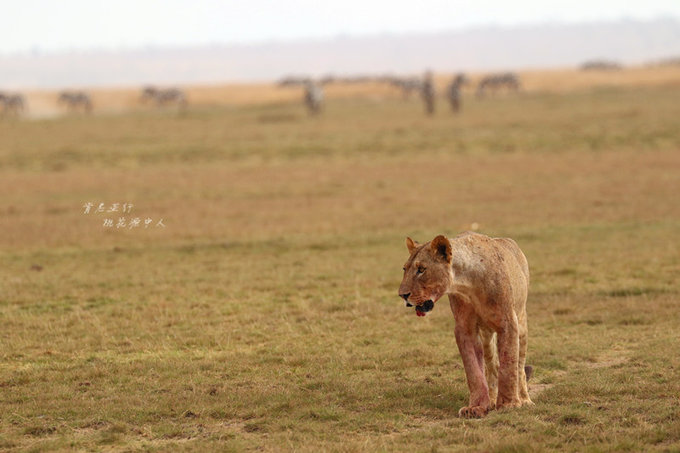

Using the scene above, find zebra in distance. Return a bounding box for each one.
[140,86,187,111]
[303,81,323,115]
[476,73,521,98]
[0,93,8,115]
[0,92,26,117]
[421,70,435,115]
[580,60,622,71]
[389,77,422,99]
[277,76,312,87]
[447,73,469,113]
[58,91,92,113]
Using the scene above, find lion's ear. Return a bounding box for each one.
[406,237,419,254]
[430,235,452,263]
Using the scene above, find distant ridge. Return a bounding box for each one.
[2,18,680,89]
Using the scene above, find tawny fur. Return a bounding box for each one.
[398,231,533,418]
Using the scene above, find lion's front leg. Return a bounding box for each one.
[451,297,490,418]
[454,325,490,418]
[496,315,521,410]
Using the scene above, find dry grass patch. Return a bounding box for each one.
[1,74,680,451]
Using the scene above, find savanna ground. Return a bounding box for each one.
[1,67,680,452]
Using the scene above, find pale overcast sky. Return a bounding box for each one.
[3,0,680,54]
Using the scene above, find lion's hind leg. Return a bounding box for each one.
[480,328,498,410]
[518,316,533,406]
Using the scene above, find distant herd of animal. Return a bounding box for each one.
[0,72,520,118]
[280,71,521,115]
[0,86,188,118]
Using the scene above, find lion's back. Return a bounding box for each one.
[494,237,530,286]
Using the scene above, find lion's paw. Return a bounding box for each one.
[458,405,488,419]
[496,399,522,411]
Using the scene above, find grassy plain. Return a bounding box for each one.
[1,68,680,452]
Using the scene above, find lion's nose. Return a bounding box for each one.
[400,292,411,301]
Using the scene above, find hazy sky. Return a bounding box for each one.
[3,0,680,54]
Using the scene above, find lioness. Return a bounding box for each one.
[398,232,532,418]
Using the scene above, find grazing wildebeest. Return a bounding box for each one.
[303,81,323,115]
[476,73,520,98]
[58,91,93,113]
[447,73,469,113]
[140,86,187,111]
[0,92,26,117]
[421,71,436,115]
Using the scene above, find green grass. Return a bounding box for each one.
[1,85,680,451]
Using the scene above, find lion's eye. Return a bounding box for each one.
[417,267,425,274]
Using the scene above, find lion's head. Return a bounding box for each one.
[398,235,454,316]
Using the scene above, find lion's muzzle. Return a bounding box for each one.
[415,299,434,316]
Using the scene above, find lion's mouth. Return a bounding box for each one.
[415,300,434,317]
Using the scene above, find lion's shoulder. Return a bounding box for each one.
[451,232,529,282]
